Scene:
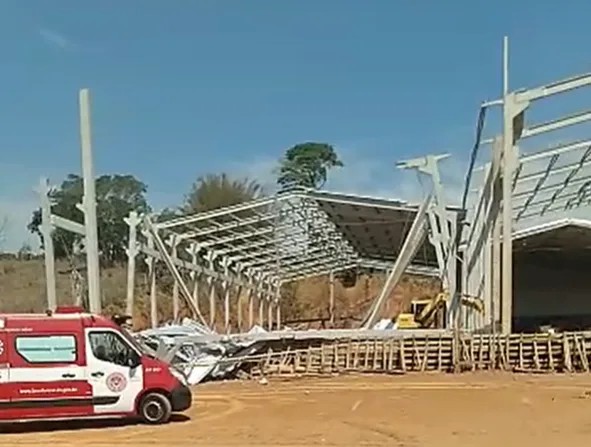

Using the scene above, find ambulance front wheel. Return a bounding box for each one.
[139,392,173,424]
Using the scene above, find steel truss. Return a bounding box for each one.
[462,37,591,334]
[126,187,460,333]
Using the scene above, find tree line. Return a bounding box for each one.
[27,142,344,266]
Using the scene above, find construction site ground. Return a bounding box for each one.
[3,372,591,447]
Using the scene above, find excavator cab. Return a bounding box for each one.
[395,292,484,330]
[395,312,421,329]
[395,293,448,329]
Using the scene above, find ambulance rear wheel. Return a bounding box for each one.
[139,392,172,424]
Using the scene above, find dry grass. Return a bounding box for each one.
[0,257,440,330]
[0,256,128,314]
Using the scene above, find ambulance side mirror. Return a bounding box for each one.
[127,351,141,369]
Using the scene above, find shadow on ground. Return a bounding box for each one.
[0,414,190,434]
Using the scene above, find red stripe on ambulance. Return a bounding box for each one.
[0,306,191,424]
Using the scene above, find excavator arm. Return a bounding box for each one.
[415,292,448,327]
[395,292,484,329]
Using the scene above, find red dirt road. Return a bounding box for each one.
[3,373,591,446]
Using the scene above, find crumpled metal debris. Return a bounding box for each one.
[372,318,396,330]
[134,318,270,385]
[134,318,429,385]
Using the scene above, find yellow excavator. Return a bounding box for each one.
[395,291,484,329]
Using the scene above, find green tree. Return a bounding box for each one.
[276,142,344,190]
[276,143,356,289]
[27,174,150,266]
[182,173,265,214]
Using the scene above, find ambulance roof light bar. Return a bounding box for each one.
[54,305,85,314]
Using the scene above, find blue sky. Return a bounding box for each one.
[1,0,591,251]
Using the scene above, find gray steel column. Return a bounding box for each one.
[501,37,514,334]
[39,177,57,311]
[124,211,141,316]
[79,89,101,314]
[168,236,180,321]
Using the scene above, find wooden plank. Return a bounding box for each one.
[533,341,540,370]
[346,339,352,370]
[547,337,554,371]
[580,334,589,372]
[437,336,443,371]
[218,330,591,380]
[518,334,524,370]
[420,336,429,372]
[400,338,407,372]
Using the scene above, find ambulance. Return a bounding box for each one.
[0,306,192,425]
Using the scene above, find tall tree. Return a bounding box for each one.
[276,143,356,288]
[182,173,264,214]
[276,142,344,190]
[28,174,150,266]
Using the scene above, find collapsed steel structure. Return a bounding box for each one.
[125,184,460,333]
[133,38,591,337]
[35,37,591,357]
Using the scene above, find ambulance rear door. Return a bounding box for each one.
[0,318,10,418]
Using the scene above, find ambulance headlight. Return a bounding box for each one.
[169,366,189,387]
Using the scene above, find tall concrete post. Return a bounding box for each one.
[39,177,57,311]
[167,235,180,321]
[79,88,101,314]
[124,211,141,316]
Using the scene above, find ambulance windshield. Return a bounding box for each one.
[119,327,151,356]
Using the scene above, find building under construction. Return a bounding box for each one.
[36,37,591,378]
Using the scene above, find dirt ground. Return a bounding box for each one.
[3,373,591,446]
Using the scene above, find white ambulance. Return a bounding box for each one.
[0,306,192,424]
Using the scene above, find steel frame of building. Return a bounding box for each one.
[125,184,461,333]
[35,37,591,339]
[462,37,591,334]
[33,89,460,336]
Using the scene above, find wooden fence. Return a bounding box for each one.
[222,331,591,377]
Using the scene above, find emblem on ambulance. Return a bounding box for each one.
[106,372,127,393]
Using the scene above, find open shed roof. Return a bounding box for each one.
[471,139,591,226]
[513,218,591,255]
[511,140,591,223]
[155,188,460,283]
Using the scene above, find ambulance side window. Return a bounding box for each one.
[88,331,134,367]
[15,335,77,364]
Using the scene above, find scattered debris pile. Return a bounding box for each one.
[133,318,404,385]
[134,319,276,385]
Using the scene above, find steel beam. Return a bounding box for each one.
[51,215,85,236]
[144,216,210,330]
[362,194,432,329]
